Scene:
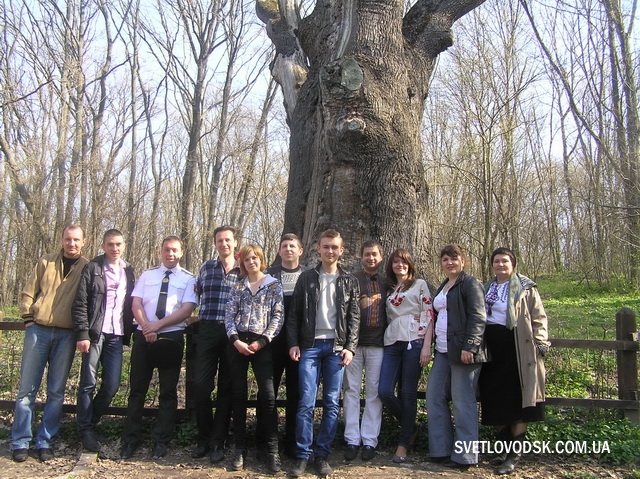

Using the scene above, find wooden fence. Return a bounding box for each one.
[0,308,638,423]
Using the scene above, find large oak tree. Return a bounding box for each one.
[257,0,486,268]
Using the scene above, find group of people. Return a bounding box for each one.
[10,224,549,477]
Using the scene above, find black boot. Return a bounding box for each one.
[496,433,525,475]
[489,427,512,466]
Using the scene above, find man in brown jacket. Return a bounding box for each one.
[11,225,89,463]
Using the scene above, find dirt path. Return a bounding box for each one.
[0,440,632,479]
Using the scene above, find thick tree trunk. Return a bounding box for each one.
[259,0,485,271]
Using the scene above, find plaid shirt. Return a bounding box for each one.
[197,259,240,321]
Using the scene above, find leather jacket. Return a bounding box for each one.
[434,270,488,364]
[286,263,360,353]
[72,254,136,346]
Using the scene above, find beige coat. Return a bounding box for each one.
[20,250,89,329]
[511,277,550,408]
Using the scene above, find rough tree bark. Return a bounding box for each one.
[257,0,486,270]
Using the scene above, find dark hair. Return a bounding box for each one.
[213,225,236,241]
[490,247,517,268]
[360,240,383,257]
[161,236,183,249]
[440,244,466,261]
[385,248,416,291]
[319,229,343,246]
[238,244,266,276]
[62,224,85,239]
[280,233,302,249]
[102,228,124,242]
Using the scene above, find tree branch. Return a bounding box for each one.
[256,0,308,121]
[403,0,486,58]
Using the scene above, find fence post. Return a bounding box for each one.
[616,307,639,424]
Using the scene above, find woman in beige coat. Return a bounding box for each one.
[479,247,550,475]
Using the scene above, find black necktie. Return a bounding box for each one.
[156,270,172,319]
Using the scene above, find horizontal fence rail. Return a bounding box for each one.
[0,308,638,423]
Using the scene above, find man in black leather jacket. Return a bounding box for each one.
[287,229,360,478]
[72,229,135,452]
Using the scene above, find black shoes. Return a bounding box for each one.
[151,442,168,460]
[191,443,210,458]
[12,448,28,463]
[210,445,225,463]
[231,450,246,471]
[344,444,359,461]
[120,441,139,459]
[81,431,101,452]
[267,453,282,473]
[290,458,308,477]
[38,448,54,462]
[314,456,333,476]
[361,445,376,461]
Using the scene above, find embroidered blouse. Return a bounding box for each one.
[384,278,434,346]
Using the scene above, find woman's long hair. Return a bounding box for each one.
[385,248,416,292]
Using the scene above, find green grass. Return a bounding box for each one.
[536,275,640,340]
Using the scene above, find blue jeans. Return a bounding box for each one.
[11,323,76,450]
[378,340,423,448]
[77,333,123,434]
[426,351,481,464]
[296,339,345,460]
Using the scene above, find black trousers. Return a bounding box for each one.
[256,325,299,451]
[192,321,232,447]
[123,330,184,444]
[229,333,279,454]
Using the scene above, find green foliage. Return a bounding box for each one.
[97,418,125,441]
[175,421,198,446]
[527,409,640,465]
[536,275,640,340]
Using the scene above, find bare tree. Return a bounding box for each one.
[257,0,486,269]
[521,0,640,284]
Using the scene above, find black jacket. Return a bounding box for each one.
[434,270,488,364]
[72,254,136,345]
[286,263,360,353]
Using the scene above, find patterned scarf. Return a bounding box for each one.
[505,274,524,330]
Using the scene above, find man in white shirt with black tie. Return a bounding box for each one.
[120,236,198,460]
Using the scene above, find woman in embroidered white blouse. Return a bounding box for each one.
[378,249,434,464]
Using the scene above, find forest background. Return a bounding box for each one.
[1,0,639,299]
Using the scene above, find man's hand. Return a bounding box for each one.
[77,340,90,354]
[289,346,300,361]
[141,320,161,335]
[144,331,158,343]
[339,349,353,366]
[247,341,261,353]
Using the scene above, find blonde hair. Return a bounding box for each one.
[238,244,266,276]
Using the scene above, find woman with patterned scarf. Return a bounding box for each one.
[479,247,550,475]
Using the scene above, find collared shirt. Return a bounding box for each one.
[102,258,128,335]
[132,264,198,333]
[197,259,240,321]
[353,270,387,347]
